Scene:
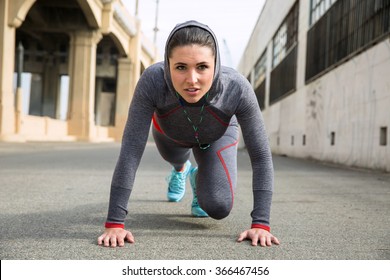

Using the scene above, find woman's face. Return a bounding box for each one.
[169,44,215,103]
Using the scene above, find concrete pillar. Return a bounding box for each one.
[68,30,101,141]
[109,20,142,141]
[129,21,142,96]
[112,57,132,140]
[29,73,43,116]
[15,88,23,133]
[0,0,16,140]
[42,58,59,118]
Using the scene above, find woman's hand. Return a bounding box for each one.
[237,228,280,247]
[97,228,135,247]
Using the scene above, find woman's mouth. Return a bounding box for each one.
[185,88,200,96]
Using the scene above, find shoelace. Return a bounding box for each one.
[167,171,186,193]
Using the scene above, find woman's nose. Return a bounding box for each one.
[186,69,198,84]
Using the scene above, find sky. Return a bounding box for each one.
[122,0,266,68]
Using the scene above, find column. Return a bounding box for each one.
[129,20,142,96]
[68,30,101,141]
[112,57,132,140]
[0,0,17,140]
[42,57,59,118]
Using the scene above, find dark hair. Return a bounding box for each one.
[167,26,216,58]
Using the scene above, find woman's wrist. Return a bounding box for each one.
[251,224,270,232]
[105,222,125,229]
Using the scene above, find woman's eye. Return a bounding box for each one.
[198,65,208,70]
[176,65,186,70]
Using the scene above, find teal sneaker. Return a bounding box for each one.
[166,160,191,202]
[189,167,208,217]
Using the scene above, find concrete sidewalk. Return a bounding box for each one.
[0,142,389,260]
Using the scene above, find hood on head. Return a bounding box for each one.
[163,20,221,96]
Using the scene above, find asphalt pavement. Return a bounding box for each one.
[0,141,389,260]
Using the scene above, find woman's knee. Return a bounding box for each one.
[199,198,232,220]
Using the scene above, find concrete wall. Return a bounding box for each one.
[238,0,390,172]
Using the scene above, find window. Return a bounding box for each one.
[330,132,336,146]
[306,0,390,82]
[270,1,299,103]
[380,127,387,146]
[255,82,266,110]
[254,51,267,109]
[254,51,267,87]
[272,2,299,68]
[273,24,288,67]
[310,0,338,26]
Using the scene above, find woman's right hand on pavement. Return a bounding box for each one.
[97,228,135,247]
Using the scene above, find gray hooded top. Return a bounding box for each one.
[106,20,274,229]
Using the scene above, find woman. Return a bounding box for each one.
[97,20,280,248]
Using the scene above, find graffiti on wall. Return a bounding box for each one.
[306,81,324,154]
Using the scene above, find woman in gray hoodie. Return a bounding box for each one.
[97,20,280,248]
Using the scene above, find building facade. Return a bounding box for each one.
[238,0,390,172]
[0,0,158,142]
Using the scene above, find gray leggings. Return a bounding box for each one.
[152,124,239,220]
